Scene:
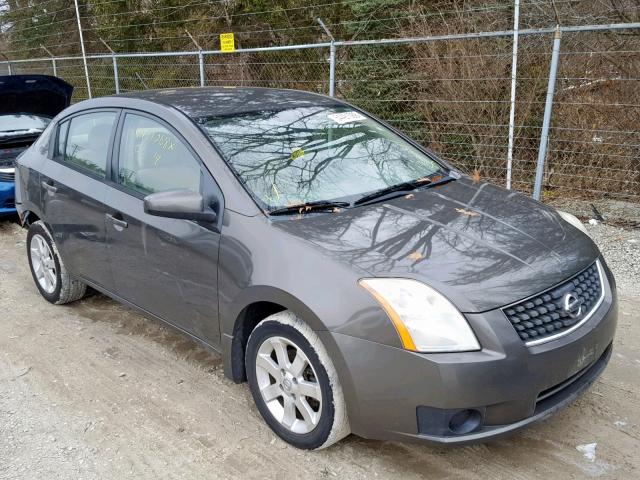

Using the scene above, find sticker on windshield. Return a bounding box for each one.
[327,111,366,124]
[290,147,304,161]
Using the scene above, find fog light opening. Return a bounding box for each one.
[448,409,482,435]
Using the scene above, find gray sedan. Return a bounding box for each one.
[14,87,617,449]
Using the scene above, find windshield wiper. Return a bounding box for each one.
[268,200,351,216]
[353,174,457,207]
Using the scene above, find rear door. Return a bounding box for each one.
[40,110,119,291]
[104,111,222,345]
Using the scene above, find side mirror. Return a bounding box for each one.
[143,189,217,223]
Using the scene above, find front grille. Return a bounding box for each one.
[0,171,15,182]
[503,261,604,345]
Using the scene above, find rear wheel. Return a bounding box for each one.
[245,311,349,449]
[27,221,86,304]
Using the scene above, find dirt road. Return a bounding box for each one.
[1,219,639,479]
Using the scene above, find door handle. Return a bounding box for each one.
[41,180,57,194]
[105,213,128,230]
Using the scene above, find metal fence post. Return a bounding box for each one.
[113,56,120,94]
[506,0,520,189]
[100,39,119,94]
[329,42,336,97]
[74,0,92,98]
[317,18,336,97]
[199,51,205,87]
[1,53,12,75]
[532,27,562,201]
[41,45,57,76]
[186,30,205,87]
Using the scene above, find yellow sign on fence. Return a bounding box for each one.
[220,33,235,52]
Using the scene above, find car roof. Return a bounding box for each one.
[116,87,345,119]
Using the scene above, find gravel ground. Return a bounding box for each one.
[585,222,640,296]
[1,217,639,480]
[549,197,640,226]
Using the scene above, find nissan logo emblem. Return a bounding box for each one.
[563,292,584,318]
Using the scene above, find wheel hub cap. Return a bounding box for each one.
[282,377,293,392]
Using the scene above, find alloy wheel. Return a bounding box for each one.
[30,233,57,294]
[255,336,323,434]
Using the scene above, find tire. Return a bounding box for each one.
[27,221,86,305]
[245,311,350,450]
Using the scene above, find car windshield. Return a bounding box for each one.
[199,106,446,209]
[0,114,51,136]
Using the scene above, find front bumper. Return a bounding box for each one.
[320,261,618,445]
[0,180,16,216]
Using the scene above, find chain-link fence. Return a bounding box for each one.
[2,23,639,204]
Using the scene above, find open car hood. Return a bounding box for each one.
[0,75,73,118]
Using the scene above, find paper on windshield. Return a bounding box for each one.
[327,111,366,124]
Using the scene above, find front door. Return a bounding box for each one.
[40,110,119,291]
[104,112,221,346]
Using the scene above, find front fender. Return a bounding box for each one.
[223,285,326,336]
[221,285,327,382]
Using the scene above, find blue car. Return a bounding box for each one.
[0,75,73,217]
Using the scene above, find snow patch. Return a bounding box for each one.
[577,443,597,462]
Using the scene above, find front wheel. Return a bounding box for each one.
[27,221,86,305]
[245,311,349,449]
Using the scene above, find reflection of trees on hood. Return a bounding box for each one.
[277,183,535,285]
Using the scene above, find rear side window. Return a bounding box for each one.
[55,120,69,158]
[62,112,117,177]
[117,113,202,196]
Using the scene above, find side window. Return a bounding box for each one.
[55,120,69,159]
[63,112,117,177]
[117,114,202,196]
[35,121,54,157]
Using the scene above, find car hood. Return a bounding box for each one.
[273,177,600,312]
[0,75,73,118]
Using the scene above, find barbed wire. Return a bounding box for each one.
[1,3,638,202]
[1,0,610,55]
[2,3,636,62]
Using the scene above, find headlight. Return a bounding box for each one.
[557,210,589,236]
[359,278,480,353]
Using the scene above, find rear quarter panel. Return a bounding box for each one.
[15,122,55,221]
